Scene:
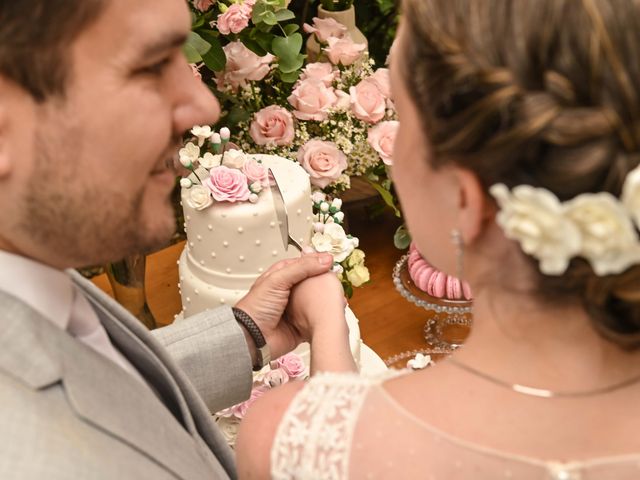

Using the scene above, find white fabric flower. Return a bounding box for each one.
[622,164,640,228]
[490,184,581,275]
[190,125,213,146]
[187,185,213,211]
[221,149,247,169]
[565,192,640,275]
[179,142,200,168]
[199,152,221,169]
[311,223,355,263]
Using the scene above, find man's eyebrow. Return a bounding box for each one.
[135,31,188,62]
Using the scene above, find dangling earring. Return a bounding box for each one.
[450,228,464,280]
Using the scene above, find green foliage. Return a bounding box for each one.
[393,224,411,250]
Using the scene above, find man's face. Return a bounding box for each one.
[0,0,220,268]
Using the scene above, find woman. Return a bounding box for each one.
[237,0,640,477]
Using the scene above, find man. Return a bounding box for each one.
[0,0,349,478]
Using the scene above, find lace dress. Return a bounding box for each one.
[271,372,640,479]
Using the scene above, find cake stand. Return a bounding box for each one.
[393,254,473,351]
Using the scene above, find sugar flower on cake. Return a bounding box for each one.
[297,139,348,188]
[490,183,582,275]
[312,222,356,263]
[215,41,274,91]
[187,185,214,211]
[407,353,432,370]
[249,106,295,146]
[367,120,399,166]
[199,152,222,169]
[191,125,213,147]
[221,149,247,169]
[564,192,640,276]
[215,416,241,448]
[179,142,200,168]
[204,165,251,203]
[287,78,338,121]
[242,158,268,186]
[303,16,348,43]
[622,164,640,228]
[276,352,307,379]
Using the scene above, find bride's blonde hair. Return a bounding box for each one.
[403,0,640,347]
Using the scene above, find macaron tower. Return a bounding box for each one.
[407,243,472,302]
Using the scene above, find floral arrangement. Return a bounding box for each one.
[214,352,307,447]
[489,163,640,276]
[179,126,268,208]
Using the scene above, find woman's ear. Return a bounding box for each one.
[454,167,492,244]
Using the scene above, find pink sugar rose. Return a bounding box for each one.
[287,78,338,121]
[193,0,214,12]
[303,17,348,43]
[204,166,251,202]
[368,121,399,166]
[216,3,251,35]
[276,353,307,379]
[297,139,348,188]
[324,37,366,66]
[231,385,269,419]
[369,68,391,98]
[299,62,337,87]
[216,41,274,91]
[263,368,290,387]
[249,106,295,146]
[350,78,386,123]
[242,158,268,186]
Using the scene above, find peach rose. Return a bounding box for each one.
[216,3,251,35]
[193,0,214,12]
[368,121,399,166]
[249,106,295,146]
[242,158,268,186]
[324,37,366,66]
[204,166,251,202]
[303,17,348,43]
[299,62,337,87]
[287,78,338,121]
[350,78,386,123]
[215,41,274,90]
[297,139,347,188]
[369,68,391,98]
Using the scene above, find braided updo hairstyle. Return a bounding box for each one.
[403,0,640,348]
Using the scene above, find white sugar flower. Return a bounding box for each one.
[190,125,213,146]
[215,416,240,447]
[250,181,263,194]
[333,211,345,223]
[311,223,355,263]
[220,127,231,141]
[179,178,192,189]
[199,152,222,169]
[565,192,640,275]
[311,191,326,204]
[179,142,200,168]
[332,264,344,275]
[187,185,213,211]
[320,201,330,213]
[331,198,343,210]
[490,184,582,275]
[407,353,432,370]
[346,264,370,287]
[221,149,247,169]
[622,164,640,228]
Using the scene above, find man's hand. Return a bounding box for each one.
[234,253,333,360]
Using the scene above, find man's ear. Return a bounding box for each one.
[454,167,492,244]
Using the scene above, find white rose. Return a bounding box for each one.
[215,416,240,447]
[179,142,200,167]
[622,165,640,228]
[191,125,213,146]
[490,183,582,275]
[221,149,247,169]
[311,222,354,263]
[346,264,370,287]
[179,178,192,189]
[187,185,213,211]
[565,192,640,275]
[199,152,222,169]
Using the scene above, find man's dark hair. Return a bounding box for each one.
[0,0,105,102]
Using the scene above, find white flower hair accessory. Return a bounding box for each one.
[490,165,640,276]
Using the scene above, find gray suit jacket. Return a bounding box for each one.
[0,271,253,479]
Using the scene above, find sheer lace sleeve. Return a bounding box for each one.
[270,372,376,480]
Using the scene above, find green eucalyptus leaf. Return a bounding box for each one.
[252,2,271,24]
[283,23,300,35]
[279,69,300,83]
[271,32,303,62]
[278,54,305,73]
[262,11,278,26]
[187,31,211,55]
[393,225,412,250]
[274,9,296,22]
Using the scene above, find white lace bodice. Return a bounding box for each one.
[271,371,640,479]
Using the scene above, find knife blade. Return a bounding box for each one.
[268,168,303,252]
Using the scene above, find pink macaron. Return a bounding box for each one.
[446,276,462,300]
[417,267,435,292]
[462,281,473,300]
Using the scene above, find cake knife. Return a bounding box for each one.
[268,168,303,252]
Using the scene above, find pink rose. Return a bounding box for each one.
[190,64,202,81]
[216,4,251,35]
[299,62,337,87]
[350,78,386,123]
[204,166,251,202]
[249,106,295,146]
[276,353,307,379]
[193,0,214,12]
[297,140,348,188]
[368,121,399,166]
[231,385,269,419]
[242,158,268,186]
[215,41,274,91]
[303,17,348,43]
[324,37,366,66]
[263,368,290,387]
[287,78,338,121]
[369,68,391,98]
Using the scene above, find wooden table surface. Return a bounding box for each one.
[92,209,434,363]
